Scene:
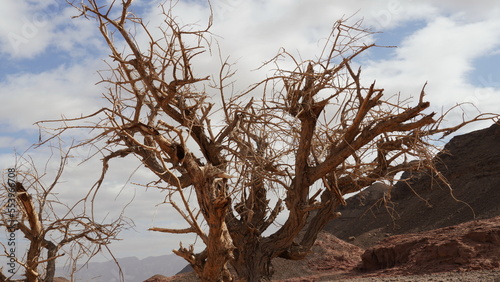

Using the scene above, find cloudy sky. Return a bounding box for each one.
[1,0,500,270]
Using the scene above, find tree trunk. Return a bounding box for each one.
[197,179,234,282]
[44,241,58,282]
[232,246,273,282]
[16,182,43,281]
[25,237,42,281]
[200,217,233,282]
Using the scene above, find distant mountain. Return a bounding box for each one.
[56,254,188,282]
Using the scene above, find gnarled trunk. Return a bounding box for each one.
[231,243,273,282]
[17,182,43,281]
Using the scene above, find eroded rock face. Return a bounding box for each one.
[361,216,500,274]
[307,231,365,272]
[325,123,500,248]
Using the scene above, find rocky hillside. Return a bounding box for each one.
[361,216,500,273]
[325,123,500,248]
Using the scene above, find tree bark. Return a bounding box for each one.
[231,241,273,282]
[44,241,58,282]
[16,182,43,282]
[201,196,233,282]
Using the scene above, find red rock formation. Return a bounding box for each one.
[361,216,500,274]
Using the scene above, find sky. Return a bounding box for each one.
[1,0,500,273]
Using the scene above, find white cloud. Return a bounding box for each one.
[0,59,106,132]
[0,0,63,58]
[0,136,30,149]
[361,15,500,122]
[421,0,500,22]
[0,0,104,59]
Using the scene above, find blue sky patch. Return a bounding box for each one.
[0,49,70,82]
[368,20,427,61]
[468,52,500,88]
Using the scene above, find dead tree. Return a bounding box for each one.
[40,1,498,281]
[0,149,125,281]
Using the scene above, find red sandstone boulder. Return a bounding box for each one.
[361,216,500,274]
